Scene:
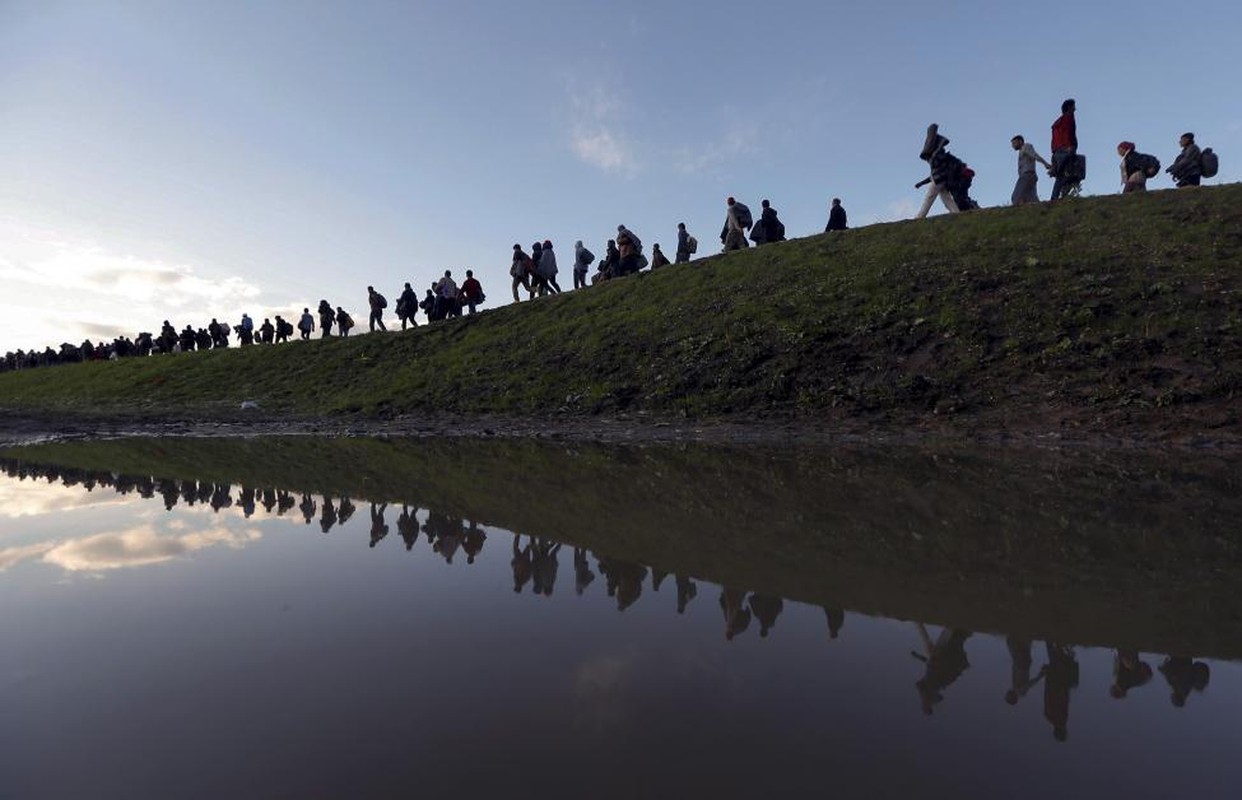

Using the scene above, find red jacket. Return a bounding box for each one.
[1051,112,1077,152]
[461,277,482,300]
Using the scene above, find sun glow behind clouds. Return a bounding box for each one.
[0,221,265,351]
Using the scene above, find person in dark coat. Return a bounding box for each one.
[825,198,848,231]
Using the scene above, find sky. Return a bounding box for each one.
[2,0,1240,352]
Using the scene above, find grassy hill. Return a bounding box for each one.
[2,185,1240,431]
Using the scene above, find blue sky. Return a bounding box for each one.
[2,0,1239,351]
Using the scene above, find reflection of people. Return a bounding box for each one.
[1159,656,1211,708]
[719,587,752,641]
[823,606,845,640]
[1043,643,1079,742]
[748,594,784,638]
[1110,650,1153,699]
[650,568,668,593]
[238,486,257,518]
[574,548,596,595]
[369,502,388,548]
[511,535,533,593]
[600,558,647,611]
[462,522,486,564]
[319,497,338,534]
[337,496,356,525]
[1004,636,1043,706]
[912,624,972,715]
[531,539,562,596]
[675,574,698,614]
[397,505,420,550]
[299,493,316,525]
[433,516,464,564]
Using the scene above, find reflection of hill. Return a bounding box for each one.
[3,437,1240,658]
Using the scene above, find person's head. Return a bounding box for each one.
[678,222,686,230]
[543,239,552,249]
[303,307,309,313]
[1054,725,1068,742]
[726,196,735,206]
[1061,98,1075,114]
[1180,132,1196,147]
[532,241,541,251]
[653,243,661,251]
[367,285,374,292]
[1004,689,1019,706]
[1117,141,1135,156]
[617,224,626,232]
[608,238,616,247]
[1011,135,1025,150]
[832,197,841,206]
[761,199,770,208]
[444,269,451,277]
[575,239,583,247]
[513,243,521,251]
[466,269,473,278]
[404,282,411,289]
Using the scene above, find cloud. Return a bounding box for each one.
[0,521,262,573]
[0,480,129,519]
[566,79,638,176]
[0,222,266,350]
[672,124,759,176]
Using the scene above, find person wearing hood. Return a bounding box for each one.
[752,199,785,245]
[538,240,562,294]
[915,124,961,218]
[573,240,594,289]
[1117,141,1148,193]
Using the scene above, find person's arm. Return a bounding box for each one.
[1026,143,1052,169]
[915,177,931,189]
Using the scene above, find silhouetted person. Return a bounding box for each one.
[599,558,647,612]
[462,521,486,564]
[719,587,752,640]
[574,547,596,595]
[823,606,845,639]
[650,568,667,593]
[1159,656,1211,708]
[825,198,848,231]
[367,285,387,331]
[675,574,698,614]
[299,493,316,524]
[238,486,257,518]
[298,307,314,340]
[211,482,233,512]
[317,300,335,337]
[369,502,388,547]
[531,539,562,596]
[258,318,274,344]
[1004,636,1043,706]
[397,282,419,329]
[276,490,295,516]
[337,495,356,525]
[336,307,353,336]
[748,593,784,638]
[912,624,972,715]
[397,505,420,550]
[319,497,338,533]
[1109,650,1153,700]
[511,535,533,593]
[274,315,291,344]
[1043,643,1079,741]
[433,515,464,564]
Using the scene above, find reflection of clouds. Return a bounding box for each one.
[0,481,130,521]
[0,523,261,573]
[0,541,56,571]
[572,654,637,734]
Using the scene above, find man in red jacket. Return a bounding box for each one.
[1050,98,1078,201]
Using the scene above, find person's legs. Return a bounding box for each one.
[916,182,940,218]
[1013,173,1038,205]
[512,277,522,302]
[939,187,960,213]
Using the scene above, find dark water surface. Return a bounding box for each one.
[0,437,1239,799]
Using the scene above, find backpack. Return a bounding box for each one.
[734,204,753,229]
[1200,148,1218,178]
[687,235,698,254]
[773,219,786,241]
[581,248,595,265]
[376,293,388,309]
[1064,154,1087,182]
[1135,153,1161,178]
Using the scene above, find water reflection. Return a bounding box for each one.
[0,440,1239,797]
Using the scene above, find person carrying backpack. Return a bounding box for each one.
[1117,141,1157,193]
[753,199,785,245]
[335,307,353,336]
[573,240,595,289]
[511,244,534,301]
[317,300,335,338]
[675,222,695,263]
[367,285,387,332]
[720,197,751,251]
[460,269,484,314]
[396,282,419,329]
[915,125,961,218]
[1167,132,1203,187]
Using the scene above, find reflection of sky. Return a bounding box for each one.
[1,473,1241,799]
[0,478,129,520]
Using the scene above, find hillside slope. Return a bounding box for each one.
[2,185,1240,433]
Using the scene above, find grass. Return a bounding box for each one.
[2,184,1241,425]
